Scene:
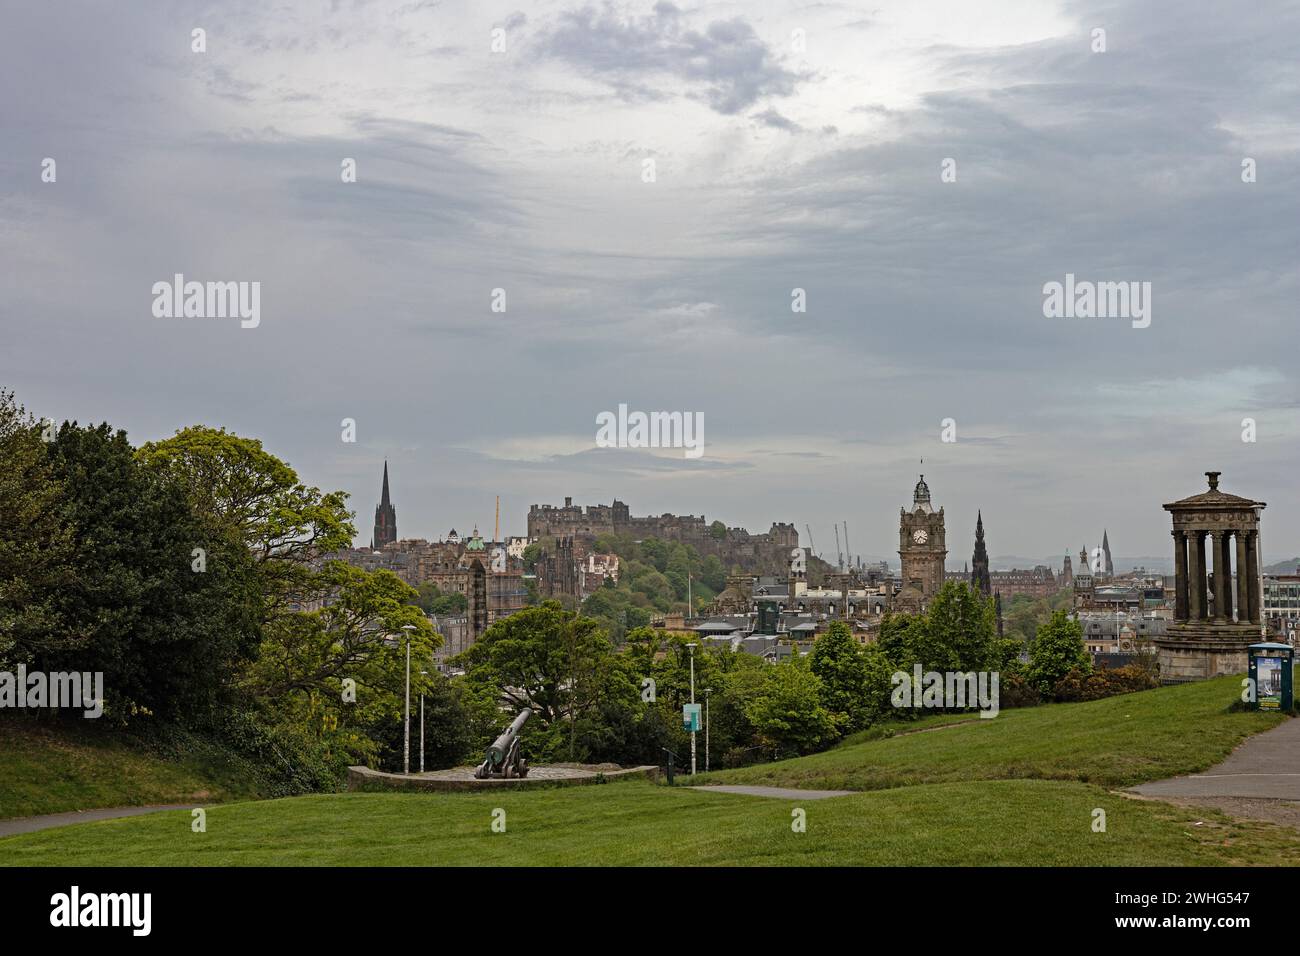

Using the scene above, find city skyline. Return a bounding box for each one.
[4,0,1298,558]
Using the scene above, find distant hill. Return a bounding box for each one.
[1264,558,1300,576]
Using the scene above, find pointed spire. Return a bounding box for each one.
[975,510,984,539]
[381,460,391,508]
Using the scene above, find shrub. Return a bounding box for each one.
[1051,665,1159,703]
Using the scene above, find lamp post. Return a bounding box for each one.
[686,642,697,775]
[704,687,712,773]
[402,624,416,774]
[419,669,429,774]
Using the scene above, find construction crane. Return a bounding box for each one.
[805,524,817,560]
[495,496,500,544]
[834,523,843,572]
[843,521,852,573]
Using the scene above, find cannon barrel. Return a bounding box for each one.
[486,708,532,765]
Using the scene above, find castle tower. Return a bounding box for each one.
[897,475,947,612]
[970,510,991,597]
[372,461,397,549]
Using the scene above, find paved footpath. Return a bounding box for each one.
[1130,717,1300,800]
[690,785,853,800]
[0,804,192,838]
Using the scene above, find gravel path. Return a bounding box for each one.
[0,804,193,838]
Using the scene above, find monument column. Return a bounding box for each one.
[1173,530,1189,621]
[1219,531,1234,621]
[1246,531,1261,625]
[1210,531,1227,622]
[1236,531,1249,624]
[1190,531,1206,620]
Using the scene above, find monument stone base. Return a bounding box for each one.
[1154,622,1260,683]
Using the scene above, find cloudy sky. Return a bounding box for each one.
[3,0,1298,567]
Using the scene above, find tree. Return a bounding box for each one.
[413,581,467,616]
[35,421,262,719]
[709,520,727,540]
[454,602,628,762]
[809,622,871,734]
[1027,609,1091,692]
[0,390,72,669]
[247,562,439,767]
[926,581,998,673]
[136,426,353,615]
[745,657,836,759]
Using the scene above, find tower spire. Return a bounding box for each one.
[970,510,991,596]
[373,460,397,549]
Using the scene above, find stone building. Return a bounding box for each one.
[1156,471,1266,681]
[990,566,1059,600]
[537,535,580,600]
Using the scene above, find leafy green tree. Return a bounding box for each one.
[809,622,871,734]
[248,563,438,767]
[745,657,836,758]
[36,421,262,719]
[1027,609,1091,692]
[0,390,72,669]
[709,520,727,540]
[413,581,467,616]
[137,426,353,615]
[454,602,626,761]
[926,581,998,672]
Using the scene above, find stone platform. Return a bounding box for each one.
[347,762,658,792]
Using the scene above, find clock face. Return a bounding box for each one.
[912,529,929,544]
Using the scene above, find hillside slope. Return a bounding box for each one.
[693,676,1284,791]
[0,720,265,820]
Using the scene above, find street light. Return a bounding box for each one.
[686,642,698,775]
[401,624,416,774]
[419,669,429,774]
[703,687,712,773]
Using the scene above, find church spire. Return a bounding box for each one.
[373,460,397,549]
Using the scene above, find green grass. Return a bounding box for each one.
[693,676,1282,792]
[0,720,263,820]
[3,778,1297,866]
[3,676,1294,866]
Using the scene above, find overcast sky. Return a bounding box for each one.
[3,0,1298,566]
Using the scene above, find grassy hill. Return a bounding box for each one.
[0,719,266,820]
[3,677,1296,866]
[693,675,1284,792]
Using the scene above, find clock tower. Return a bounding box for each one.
[897,475,947,611]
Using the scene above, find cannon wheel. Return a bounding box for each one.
[519,760,529,778]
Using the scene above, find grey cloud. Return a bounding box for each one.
[536,2,803,114]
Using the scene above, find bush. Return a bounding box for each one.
[1051,665,1159,703]
[998,674,1042,709]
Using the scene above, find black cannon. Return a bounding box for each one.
[474,708,531,779]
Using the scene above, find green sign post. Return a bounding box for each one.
[1248,642,1294,711]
